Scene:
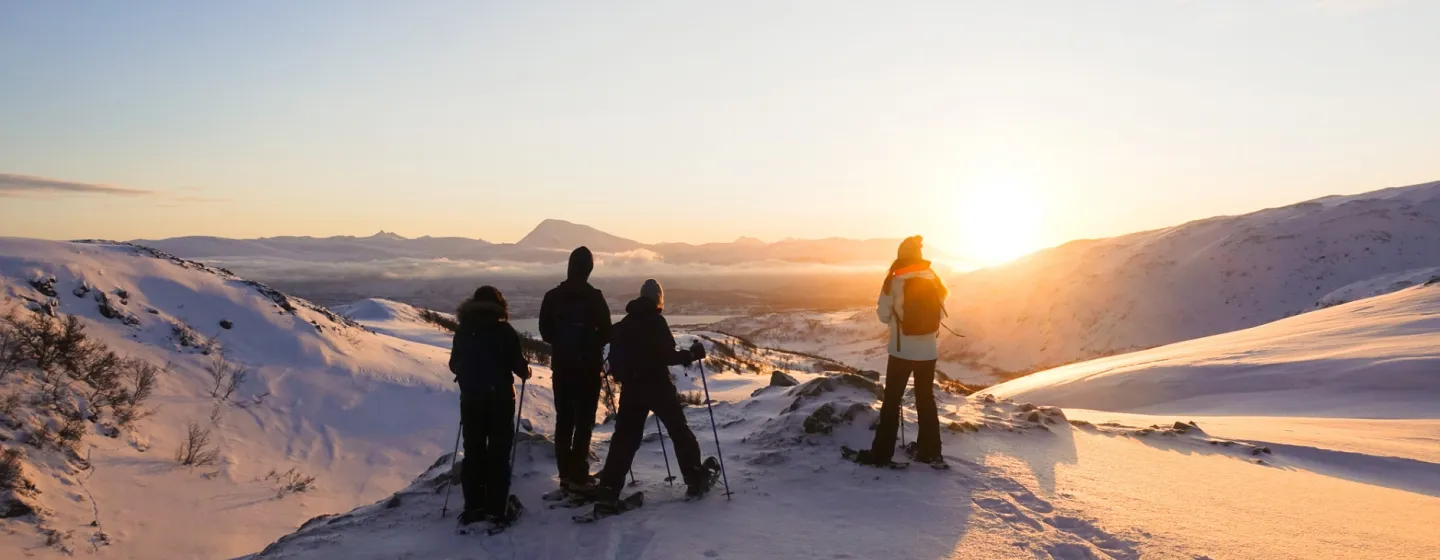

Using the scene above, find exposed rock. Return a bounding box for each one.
[747,451,788,466]
[384,494,402,509]
[855,370,881,382]
[803,403,838,434]
[840,403,871,422]
[28,278,58,298]
[769,371,799,387]
[219,319,234,330]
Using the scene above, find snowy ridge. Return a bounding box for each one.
[983,282,1440,419]
[942,180,1440,374]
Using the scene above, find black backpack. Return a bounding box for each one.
[551,290,598,359]
[899,275,943,336]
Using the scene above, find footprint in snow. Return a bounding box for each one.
[988,476,1055,513]
[1044,515,1140,560]
[972,496,1044,531]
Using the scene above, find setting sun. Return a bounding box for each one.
[958,185,1046,266]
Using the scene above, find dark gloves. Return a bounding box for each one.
[517,366,532,381]
[690,340,706,361]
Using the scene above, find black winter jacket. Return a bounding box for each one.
[448,300,527,395]
[538,280,612,373]
[608,297,694,386]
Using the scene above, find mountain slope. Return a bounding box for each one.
[943,179,1440,374]
[983,281,1440,418]
[516,219,646,253]
[0,239,480,558]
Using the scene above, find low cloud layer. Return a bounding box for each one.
[0,173,154,197]
[208,251,883,283]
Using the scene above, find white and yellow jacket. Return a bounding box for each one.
[876,265,948,362]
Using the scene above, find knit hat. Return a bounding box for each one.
[640,278,664,309]
[897,235,924,261]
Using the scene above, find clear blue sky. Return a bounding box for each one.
[2,1,1436,262]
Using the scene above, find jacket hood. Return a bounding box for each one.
[624,296,662,316]
[457,299,507,327]
[568,247,594,281]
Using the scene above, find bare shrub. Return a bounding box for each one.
[58,413,87,445]
[204,353,247,402]
[264,467,317,498]
[1,447,33,492]
[0,314,22,382]
[174,421,220,466]
[0,393,21,426]
[417,309,458,332]
[111,358,162,428]
[677,390,704,407]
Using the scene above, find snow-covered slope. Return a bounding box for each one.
[332,298,455,349]
[247,368,1440,560]
[944,180,1440,374]
[0,239,490,558]
[983,282,1440,419]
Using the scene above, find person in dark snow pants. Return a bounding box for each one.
[859,236,949,467]
[538,247,613,490]
[593,279,712,502]
[448,286,531,526]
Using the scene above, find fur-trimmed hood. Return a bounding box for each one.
[457,299,507,327]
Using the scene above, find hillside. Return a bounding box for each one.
[942,180,1440,374]
[0,239,479,558]
[983,281,1440,419]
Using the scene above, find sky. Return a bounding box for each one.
[1,0,1437,264]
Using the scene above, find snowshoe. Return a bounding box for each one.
[685,457,723,500]
[841,445,909,469]
[485,495,524,535]
[903,442,950,470]
[572,491,644,524]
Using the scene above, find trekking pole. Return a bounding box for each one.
[440,417,462,518]
[510,378,528,469]
[695,360,733,500]
[655,414,675,485]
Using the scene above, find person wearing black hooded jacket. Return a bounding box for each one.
[538,247,612,489]
[592,279,712,502]
[448,286,531,526]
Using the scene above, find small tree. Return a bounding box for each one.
[0,313,22,382]
[175,421,220,466]
[205,353,247,402]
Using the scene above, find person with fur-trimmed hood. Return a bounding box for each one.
[448,286,531,526]
[856,236,950,468]
[591,279,712,504]
[538,247,613,491]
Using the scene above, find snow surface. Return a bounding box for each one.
[983,283,1440,419]
[247,374,1440,560]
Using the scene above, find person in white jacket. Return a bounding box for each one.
[857,235,949,467]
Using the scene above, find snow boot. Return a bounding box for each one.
[842,445,910,469]
[684,457,722,500]
[485,495,524,535]
[457,509,487,527]
[903,442,949,470]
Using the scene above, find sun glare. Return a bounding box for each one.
[958,185,1045,266]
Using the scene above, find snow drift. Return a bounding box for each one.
[983,282,1440,418]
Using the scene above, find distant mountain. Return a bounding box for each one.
[516,219,646,253]
[942,180,1440,374]
[135,222,942,268]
